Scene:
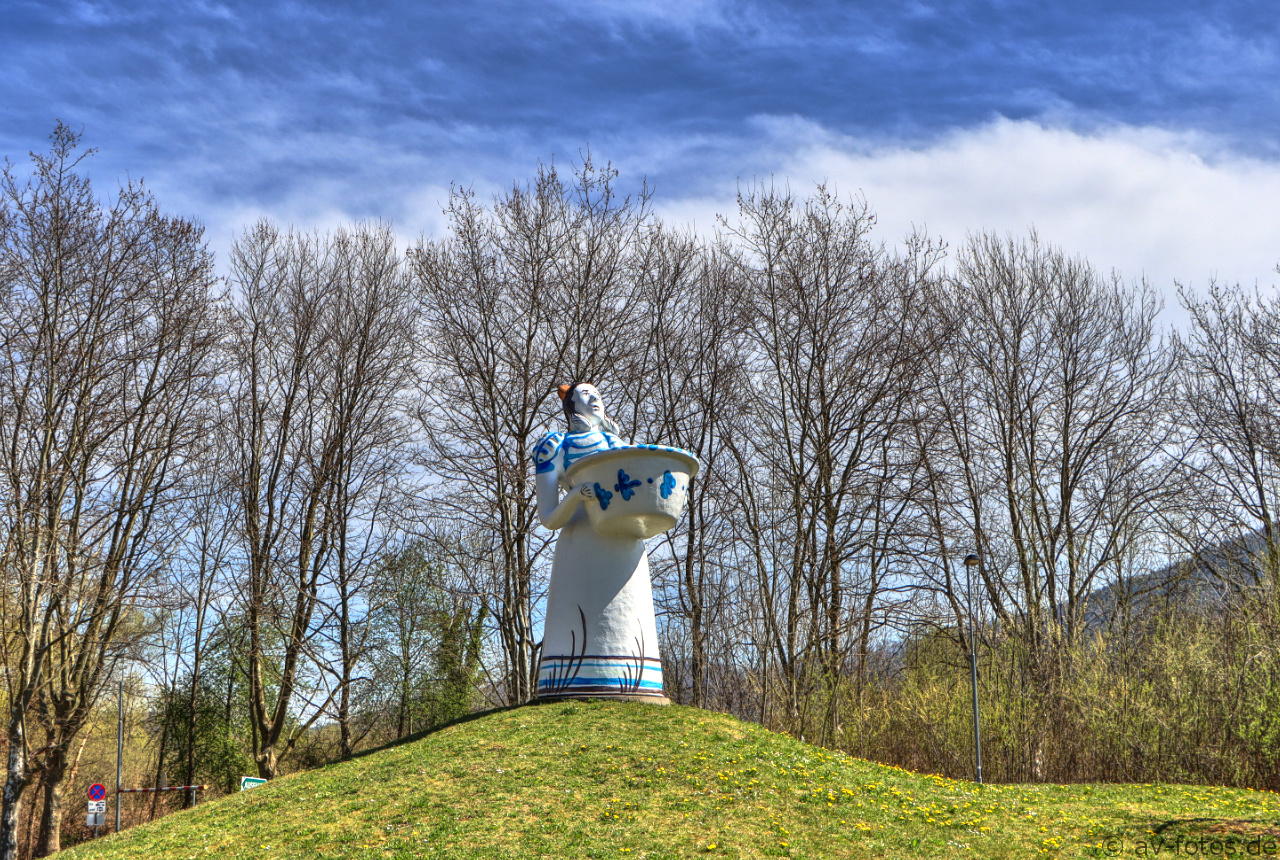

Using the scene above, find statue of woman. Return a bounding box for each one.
[532,383,667,702]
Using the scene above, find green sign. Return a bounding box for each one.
[240,776,267,791]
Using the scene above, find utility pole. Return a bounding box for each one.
[963,553,983,784]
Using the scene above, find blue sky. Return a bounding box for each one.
[3,0,1279,306]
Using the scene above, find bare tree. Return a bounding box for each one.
[0,124,222,856]
[224,220,415,777]
[316,225,417,760]
[409,159,653,704]
[162,461,239,807]
[721,183,942,735]
[1175,279,1280,594]
[930,231,1177,647]
[906,231,1179,781]
[615,231,748,708]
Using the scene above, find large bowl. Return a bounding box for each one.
[565,445,701,539]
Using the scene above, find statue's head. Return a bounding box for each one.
[558,382,620,435]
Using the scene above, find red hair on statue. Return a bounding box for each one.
[560,382,584,428]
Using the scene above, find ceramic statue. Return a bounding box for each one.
[532,383,698,702]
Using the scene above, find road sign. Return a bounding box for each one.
[85,812,104,827]
[239,776,267,791]
[87,800,106,814]
[87,784,106,801]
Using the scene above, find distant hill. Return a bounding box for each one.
[1081,528,1278,630]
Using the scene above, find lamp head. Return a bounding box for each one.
[963,553,980,568]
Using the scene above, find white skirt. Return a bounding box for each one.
[536,507,665,700]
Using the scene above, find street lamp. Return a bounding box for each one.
[963,553,983,784]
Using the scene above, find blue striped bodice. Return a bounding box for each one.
[533,429,628,482]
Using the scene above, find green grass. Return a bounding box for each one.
[63,701,1280,859]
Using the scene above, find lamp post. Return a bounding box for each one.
[963,553,983,784]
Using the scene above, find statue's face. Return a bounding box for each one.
[571,384,605,422]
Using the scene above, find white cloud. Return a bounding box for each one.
[653,118,1280,317]
[148,114,1280,331]
[556,0,729,27]
[545,0,769,41]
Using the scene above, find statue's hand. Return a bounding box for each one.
[579,484,595,499]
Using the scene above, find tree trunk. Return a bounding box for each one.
[21,772,41,860]
[148,724,167,822]
[684,482,705,708]
[184,671,199,809]
[255,748,278,781]
[397,682,407,739]
[32,749,66,858]
[338,683,352,760]
[1,717,29,860]
[336,512,354,762]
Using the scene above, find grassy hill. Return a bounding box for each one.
[64,701,1280,859]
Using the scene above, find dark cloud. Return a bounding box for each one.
[1,0,1277,233]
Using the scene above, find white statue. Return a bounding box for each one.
[532,383,698,702]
